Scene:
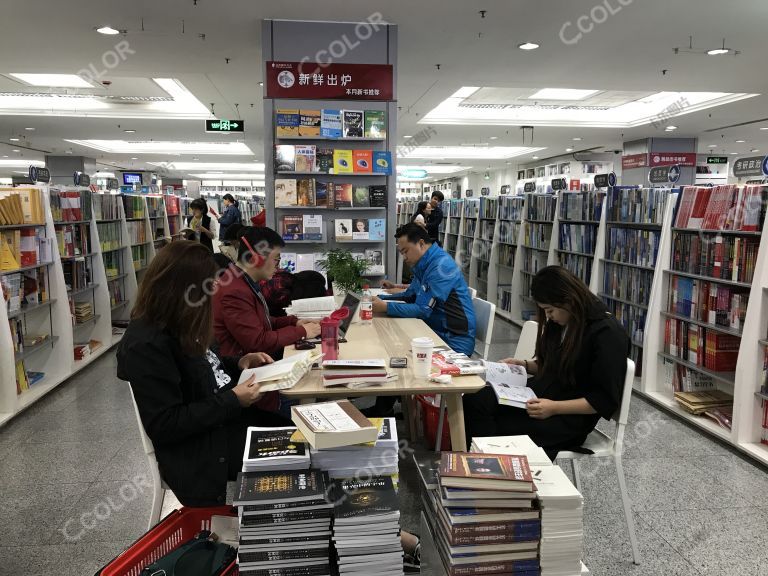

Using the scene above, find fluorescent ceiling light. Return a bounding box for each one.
[422,87,758,128]
[707,48,730,56]
[532,156,539,159]
[518,42,540,50]
[735,139,745,143]
[665,126,677,130]
[708,144,718,148]
[731,152,738,155]
[529,88,599,101]
[91,172,115,178]
[572,137,582,141]
[149,161,265,171]
[24,127,34,131]
[396,165,470,175]
[566,148,574,152]
[489,136,498,140]
[96,26,120,35]
[451,87,480,99]
[9,137,19,142]
[403,135,412,139]
[124,129,136,133]
[751,149,760,152]
[12,149,19,153]
[761,127,768,131]
[65,140,253,155]
[190,173,265,179]
[0,159,44,167]
[397,146,544,160]
[8,73,93,88]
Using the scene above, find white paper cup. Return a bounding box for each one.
[411,337,434,378]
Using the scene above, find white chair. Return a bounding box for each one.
[129,386,170,530]
[468,287,477,299]
[433,297,495,451]
[556,358,640,565]
[515,320,538,360]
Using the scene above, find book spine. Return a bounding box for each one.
[448,560,540,576]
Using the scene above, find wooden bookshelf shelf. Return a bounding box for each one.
[7,299,55,320]
[660,311,743,338]
[657,352,736,386]
[665,269,752,289]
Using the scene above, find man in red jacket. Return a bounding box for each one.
[213,227,321,359]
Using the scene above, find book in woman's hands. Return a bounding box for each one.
[484,361,537,409]
[238,350,322,392]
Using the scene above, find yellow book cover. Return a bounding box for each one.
[11,194,24,224]
[0,197,10,225]
[276,109,300,137]
[299,110,321,137]
[0,232,19,270]
[15,360,28,394]
[333,149,353,174]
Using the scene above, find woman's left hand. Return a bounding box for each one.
[238,352,274,370]
[526,398,559,420]
[297,318,321,326]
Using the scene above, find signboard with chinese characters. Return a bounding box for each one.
[593,172,616,189]
[28,166,50,183]
[649,166,675,184]
[707,156,728,165]
[732,156,768,178]
[205,119,245,133]
[649,152,696,167]
[621,154,648,170]
[266,61,394,100]
[523,182,536,193]
[551,178,566,191]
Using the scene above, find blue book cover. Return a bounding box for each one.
[369,219,386,241]
[320,109,342,138]
[372,151,392,175]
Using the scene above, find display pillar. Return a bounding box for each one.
[622,138,698,187]
[45,155,97,186]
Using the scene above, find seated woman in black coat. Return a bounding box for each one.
[117,240,290,506]
[464,265,630,457]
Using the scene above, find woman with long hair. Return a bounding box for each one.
[464,265,629,457]
[116,241,287,506]
[410,200,432,229]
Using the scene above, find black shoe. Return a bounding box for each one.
[403,540,421,573]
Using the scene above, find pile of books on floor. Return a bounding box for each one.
[472,435,585,576]
[327,475,403,576]
[420,450,541,576]
[673,389,733,415]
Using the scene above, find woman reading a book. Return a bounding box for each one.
[410,201,433,230]
[186,198,215,252]
[463,266,629,458]
[117,241,292,506]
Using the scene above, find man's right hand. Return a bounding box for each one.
[302,322,322,339]
[499,358,526,366]
[381,280,395,289]
[232,375,263,407]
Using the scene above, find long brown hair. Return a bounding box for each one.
[530,265,602,385]
[131,240,218,356]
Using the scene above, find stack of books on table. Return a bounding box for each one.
[321,359,391,389]
[300,417,400,479]
[285,295,337,319]
[421,451,541,576]
[241,426,310,472]
[234,469,333,576]
[327,475,404,576]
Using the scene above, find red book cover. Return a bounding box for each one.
[352,150,373,174]
[675,187,697,228]
[701,186,720,230]
[688,187,712,230]
[439,452,534,491]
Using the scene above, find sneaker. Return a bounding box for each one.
[403,540,421,573]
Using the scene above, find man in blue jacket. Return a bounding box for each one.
[373,223,476,357]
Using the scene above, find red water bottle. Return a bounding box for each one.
[320,307,350,361]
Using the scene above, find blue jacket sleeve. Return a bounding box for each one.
[379,284,416,302]
[386,278,438,319]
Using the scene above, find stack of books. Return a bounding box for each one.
[285,295,337,319]
[241,426,310,472]
[234,470,333,576]
[673,389,733,415]
[327,475,403,576]
[321,359,391,388]
[304,417,400,479]
[73,301,94,324]
[422,451,541,576]
[291,400,379,450]
[470,435,552,467]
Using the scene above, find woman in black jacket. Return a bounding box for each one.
[187,198,215,252]
[464,265,630,457]
[117,240,289,506]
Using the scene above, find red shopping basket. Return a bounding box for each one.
[417,394,452,451]
[96,506,239,576]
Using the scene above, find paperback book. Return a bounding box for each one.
[342,110,364,138]
[276,109,300,137]
[302,215,324,241]
[275,145,296,172]
[364,110,386,138]
[298,109,321,137]
[297,178,316,206]
[295,145,317,173]
[275,179,298,207]
[320,109,342,138]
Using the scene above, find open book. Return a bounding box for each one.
[484,361,537,409]
[285,296,337,319]
[237,349,322,392]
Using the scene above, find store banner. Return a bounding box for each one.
[28,166,50,183]
[648,165,680,184]
[551,178,566,191]
[649,152,696,167]
[621,154,648,170]
[523,182,536,193]
[732,156,768,178]
[266,61,394,100]
[593,172,616,189]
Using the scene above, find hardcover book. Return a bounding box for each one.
[315,181,329,208]
[333,183,353,208]
[369,219,385,241]
[352,150,373,174]
[352,219,369,240]
[315,148,334,173]
[290,399,377,449]
[276,109,300,137]
[439,452,534,491]
[244,426,307,463]
[280,253,297,273]
[365,249,384,275]
[234,469,329,506]
[333,150,354,174]
[295,145,317,173]
[302,215,323,241]
[275,145,297,172]
[320,109,342,138]
[327,476,399,523]
[368,185,387,207]
[274,179,298,207]
[372,151,392,175]
[335,219,353,241]
[364,110,386,138]
[282,215,304,241]
[342,110,364,138]
[297,178,316,206]
[298,110,321,137]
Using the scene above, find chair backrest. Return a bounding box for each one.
[472,297,496,359]
[128,385,156,457]
[613,358,636,453]
[468,287,478,299]
[514,320,538,360]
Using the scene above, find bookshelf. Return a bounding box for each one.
[163,193,183,240]
[490,195,525,324]
[469,198,497,301]
[457,199,480,285]
[555,191,605,288]
[519,193,558,323]
[265,99,397,287]
[123,195,156,283]
[593,187,672,378]
[443,199,463,260]
[641,185,768,463]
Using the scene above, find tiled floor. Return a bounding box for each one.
[1,318,767,575]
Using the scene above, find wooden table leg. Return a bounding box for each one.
[445,393,467,452]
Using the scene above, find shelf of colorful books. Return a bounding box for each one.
[661,311,743,338]
[665,269,751,290]
[657,352,736,386]
[602,259,655,272]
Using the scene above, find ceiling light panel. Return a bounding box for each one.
[398,146,544,160]
[65,140,254,155]
[7,73,93,88]
[0,159,45,167]
[149,161,265,171]
[529,88,600,100]
[396,164,470,174]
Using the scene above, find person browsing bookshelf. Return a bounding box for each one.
[463,265,630,458]
[116,241,291,506]
[186,198,214,252]
[217,193,242,241]
[425,190,444,245]
[410,200,433,230]
[372,223,476,357]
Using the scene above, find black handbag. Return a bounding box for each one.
[140,531,236,576]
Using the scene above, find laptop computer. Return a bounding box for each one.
[304,292,361,343]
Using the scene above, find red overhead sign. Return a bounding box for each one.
[266,61,394,101]
[649,152,696,167]
[621,154,648,170]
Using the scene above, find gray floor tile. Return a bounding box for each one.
[622,415,731,459]
[97,438,151,482]
[583,511,702,576]
[0,540,132,576]
[639,507,768,576]
[691,454,768,507]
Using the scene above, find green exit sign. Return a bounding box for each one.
[707,156,729,164]
[205,119,245,133]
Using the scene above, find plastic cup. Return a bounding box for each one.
[411,337,434,378]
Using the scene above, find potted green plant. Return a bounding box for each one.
[317,249,369,296]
